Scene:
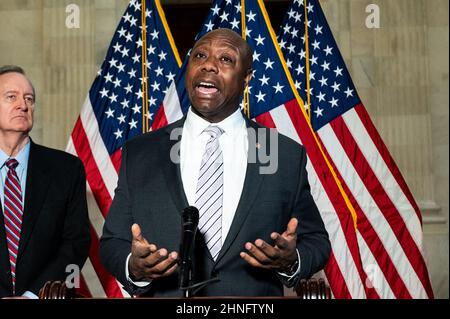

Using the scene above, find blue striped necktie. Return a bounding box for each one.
[3,158,23,293]
[195,126,224,261]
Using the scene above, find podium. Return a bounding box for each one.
[38,278,331,299]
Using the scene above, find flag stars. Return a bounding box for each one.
[114,128,123,140]
[99,88,109,98]
[311,39,321,50]
[329,97,339,108]
[255,91,266,102]
[121,99,130,109]
[113,78,121,88]
[128,68,137,78]
[117,27,126,38]
[263,58,274,70]
[155,66,164,77]
[105,108,115,118]
[295,64,304,75]
[319,76,328,87]
[117,114,126,124]
[109,93,118,103]
[219,11,229,22]
[334,66,343,77]
[125,32,133,42]
[132,104,141,114]
[294,80,302,90]
[307,3,314,13]
[259,74,270,86]
[315,24,323,35]
[211,4,220,15]
[124,84,133,94]
[150,30,159,40]
[129,118,138,130]
[255,34,265,46]
[121,48,129,58]
[324,45,333,56]
[117,63,127,73]
[317,92,326,102]
[321,61,330,71]
[314,106,323,117]
[345,87,354,98]
[332,81,341,92]
[148,45,156,55]
[298,49,306,60]
[287,43,296,54]
[113,42,122,53]
[104,73,113,83]
[283,24,291,34]
[246,11,256,22]
[310,55,318,65]
[158,51,167,61]
[151,81,160,91]
[234,3,242,13]
[273,82,284,93]
[285,58,293,69]
[149,96,157,106]
[166,72,176,82]
[252,51,261,62]
[278,39,286,49]
[132,54,140,64]
[135,89,143,99]
[109,58,118,68]
[230,18,240,30]
[205,20,214,32]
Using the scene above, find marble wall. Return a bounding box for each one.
[0,0,448,298]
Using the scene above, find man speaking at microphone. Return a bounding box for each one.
[99,29,330,297]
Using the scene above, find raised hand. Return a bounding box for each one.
[128,224,178,281]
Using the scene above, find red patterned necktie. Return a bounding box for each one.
[3,158,23,293]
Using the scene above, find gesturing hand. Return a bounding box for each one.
[128,224,178,281]
[240,218,298,273]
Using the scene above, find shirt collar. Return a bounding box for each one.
[185,107,246,138]
[0,140,31,170]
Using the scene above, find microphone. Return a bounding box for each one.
[179,206,199,296]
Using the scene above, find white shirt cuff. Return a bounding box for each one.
[277,248,301,280]
[125,253,152,287]
[22,290,38,299]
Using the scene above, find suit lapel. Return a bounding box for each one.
[215,120,265,265]
[17,142,51,261]
[160,118,190,216]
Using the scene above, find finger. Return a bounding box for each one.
[240,251,268,269]
[254,239,280,259]
[143,248,169,268]
[285,218,298,237]
[244,242,273,266]
[147,251,179,277]
[271,232,289,250]
[131,224,145,243]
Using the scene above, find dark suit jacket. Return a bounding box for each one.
[0,141,91,297]
[100,117,330,297]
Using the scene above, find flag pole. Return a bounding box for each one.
[303,0,312,120]
[141,0,149,133]
[241,0,250,118]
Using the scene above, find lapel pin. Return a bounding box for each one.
[256,143,261,149]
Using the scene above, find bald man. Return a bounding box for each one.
[100,29,330,297]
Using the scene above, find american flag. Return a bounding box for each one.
[66,0,181,297]
[277,0,433,298]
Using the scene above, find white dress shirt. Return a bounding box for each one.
[180,107,248,244]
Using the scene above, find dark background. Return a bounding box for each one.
[164,1,290,59]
